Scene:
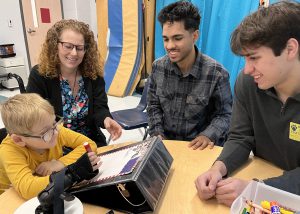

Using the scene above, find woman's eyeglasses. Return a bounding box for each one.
[58,41,86,53]
[20,116,64,143]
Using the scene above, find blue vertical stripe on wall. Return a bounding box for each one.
[104,0,123,92]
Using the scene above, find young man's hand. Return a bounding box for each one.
[104,117,122,141]
[215,177,250,207]
[35,160,65,176]
[195,168,222,200]
[188,135,214,150]
[195,161,227,200]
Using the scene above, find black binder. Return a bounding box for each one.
[69,137,173,213]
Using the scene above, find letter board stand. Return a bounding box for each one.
[70,137,173,213]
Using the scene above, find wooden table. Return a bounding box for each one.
[0,140,283,213]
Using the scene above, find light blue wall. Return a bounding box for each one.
[154,0,300,92]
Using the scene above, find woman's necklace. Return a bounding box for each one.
[72,70,78,97]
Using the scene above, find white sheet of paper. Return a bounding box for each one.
[91,148,138,181]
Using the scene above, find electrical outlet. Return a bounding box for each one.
[8,19,13,28]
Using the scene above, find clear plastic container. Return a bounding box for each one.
[231,181,300,214]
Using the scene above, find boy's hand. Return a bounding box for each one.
[188,135,214,150]
[87,151,102,171]
[67,153,99,182]
[35,160,65,176]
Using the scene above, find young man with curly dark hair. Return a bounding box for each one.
[147,1,232,149]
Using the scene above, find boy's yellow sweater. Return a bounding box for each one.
[0,126,97,199]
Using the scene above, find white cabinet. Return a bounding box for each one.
[0,57,28,89]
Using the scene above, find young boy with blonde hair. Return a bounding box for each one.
[0,93,100,199]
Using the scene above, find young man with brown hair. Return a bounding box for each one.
[195,0,300,206]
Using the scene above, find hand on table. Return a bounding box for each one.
[215,177,250,207]
[188,135,214,150]
[194,168,223,200]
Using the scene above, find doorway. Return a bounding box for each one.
[20,0,63,68]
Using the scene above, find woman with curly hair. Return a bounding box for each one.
[26,19,122,147]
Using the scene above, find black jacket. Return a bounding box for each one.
[26,65,111,147]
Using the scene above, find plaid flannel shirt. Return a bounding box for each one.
[147,47,232,145]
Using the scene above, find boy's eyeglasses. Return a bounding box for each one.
[20,116,64,143]
[58,41,86,53]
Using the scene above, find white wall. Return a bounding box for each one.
[62,0,98,40]
[0,0,97,76]
[0,0,29,75]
